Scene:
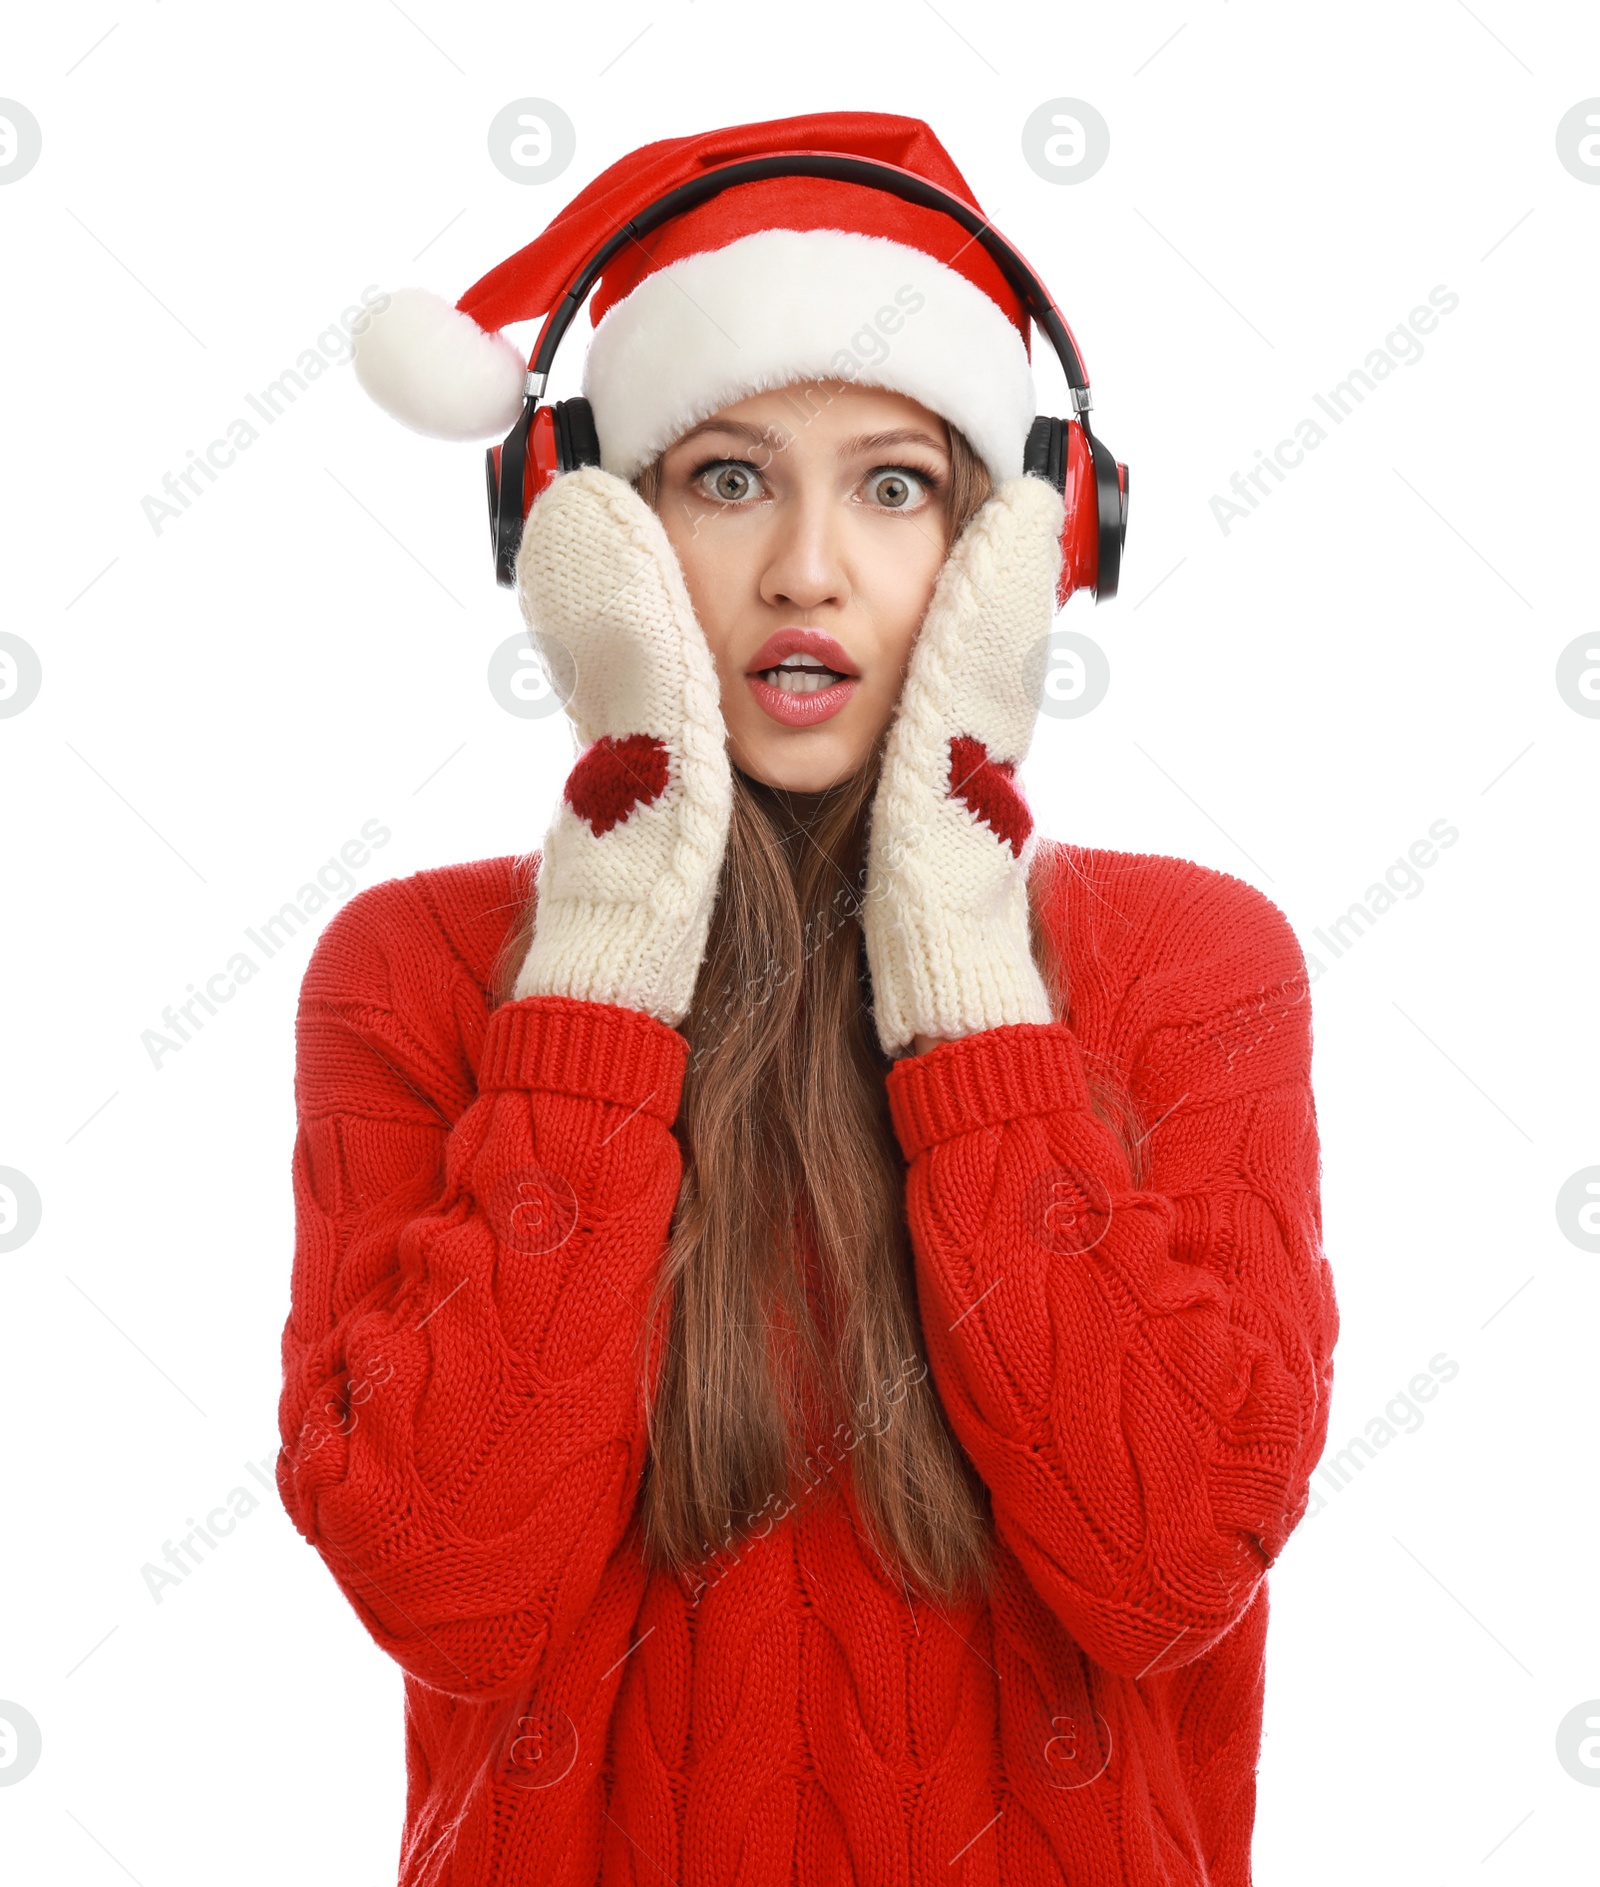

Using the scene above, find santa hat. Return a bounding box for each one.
[352,111,1037,484]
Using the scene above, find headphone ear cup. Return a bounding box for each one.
[1024,415,1129,605]
[487,402,558,588]
[1025,416,1078,608]
[1058,421,1101,605]
[488,403,530,589]
[1023,412,1064,488]
[526,403,560,502]
[485,442,503,558]
[553,396,601,471]
[487,399,607,587]
[1083,425,1126,603]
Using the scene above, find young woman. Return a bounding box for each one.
[278,113,1338,1887]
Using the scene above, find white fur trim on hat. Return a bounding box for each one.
[351,286,527,441]
[580,229,1037,484]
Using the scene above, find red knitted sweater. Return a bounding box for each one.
[275,840,1337,1887]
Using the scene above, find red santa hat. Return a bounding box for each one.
[352,111,1038,484]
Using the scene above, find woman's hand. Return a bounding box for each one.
[861,474,1066,1056]
[511,465,733,1027]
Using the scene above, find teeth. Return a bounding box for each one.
[761,666,847,693]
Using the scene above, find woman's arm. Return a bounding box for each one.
[278,467,731,1700]
[861,474,1336,1675]
[276,880,687,1701]
[884,878,1337,1679]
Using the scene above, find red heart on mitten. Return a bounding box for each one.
[947,734,1033,857]
[564,733,670,836]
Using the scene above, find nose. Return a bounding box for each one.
[758,490,849,614]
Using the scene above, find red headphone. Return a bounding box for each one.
[487,152,1128,604]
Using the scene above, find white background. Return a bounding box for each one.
[2,3,1597,1881]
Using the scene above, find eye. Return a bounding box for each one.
[695,459,766,504]
[862,466,935,511]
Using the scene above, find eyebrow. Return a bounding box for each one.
[837,428,949,460]
[665,420,950,460]
[668,418,789,453]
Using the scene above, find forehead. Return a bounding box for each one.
[667,379,950,457]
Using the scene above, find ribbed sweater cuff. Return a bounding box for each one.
[478,995,688,1125]
[885,1021,1093,1158]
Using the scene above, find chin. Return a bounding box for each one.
[733,726,866,793]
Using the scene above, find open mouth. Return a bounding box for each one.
[744,631,861,726]
[754,657,852,693]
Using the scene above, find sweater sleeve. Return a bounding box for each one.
[275,880,687,1701]
[883,879,1337,1679]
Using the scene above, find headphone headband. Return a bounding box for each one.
[521,151,1093,404]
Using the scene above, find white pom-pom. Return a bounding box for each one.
[351,286,527,440]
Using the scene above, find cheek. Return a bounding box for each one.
[863,525,946,669]
[657,509,748,691]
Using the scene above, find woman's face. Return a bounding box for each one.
[652,380,953,791]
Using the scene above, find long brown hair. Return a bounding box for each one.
[637,421,1005,1603]
[640,747,998,1598]
[487,423,1144,1611]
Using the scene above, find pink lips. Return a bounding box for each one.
[745,627,861,728]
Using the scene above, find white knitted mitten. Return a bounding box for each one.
[511,466,733,1026]
[862,474,1066,1055]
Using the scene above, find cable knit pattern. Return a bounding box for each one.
[511,465,733,1024]
[863,473,1065,1054]
[276,843,1338,1887]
